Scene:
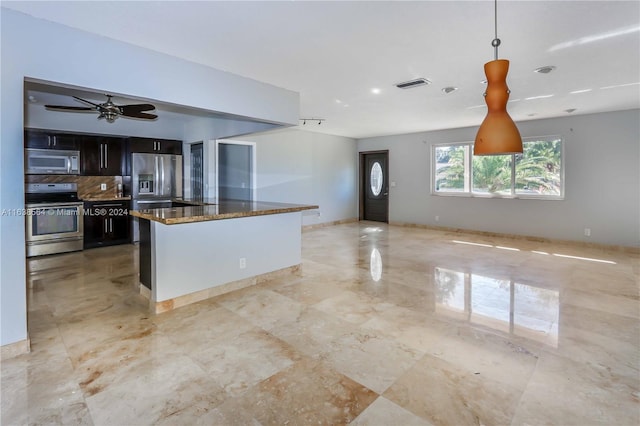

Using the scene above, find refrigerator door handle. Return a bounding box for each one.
[154,156,160,196]
[161,157,166,197]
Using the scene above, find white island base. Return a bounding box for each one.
[138,211,303,313]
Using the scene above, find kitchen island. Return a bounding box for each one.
[130,199,318,313]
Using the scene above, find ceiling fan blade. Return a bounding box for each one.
[119,104,156,114]
[44,105,95,111]
[72,96,102,108]
[122,111,158,120]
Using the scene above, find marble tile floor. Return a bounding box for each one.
[1,222,639,425]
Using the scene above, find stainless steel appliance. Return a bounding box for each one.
[131,153,183,241]
[25,148,80,175]
[25,183,84,257]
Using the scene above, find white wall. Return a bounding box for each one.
[0,8,298,347]
[358,109,640,247]
[228,128,358,226]
[153,212,301,302]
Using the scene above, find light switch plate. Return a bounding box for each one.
[100,183,107,190]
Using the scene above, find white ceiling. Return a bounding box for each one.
[5,1,640,139]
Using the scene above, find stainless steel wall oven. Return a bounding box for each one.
[25,183,83,257]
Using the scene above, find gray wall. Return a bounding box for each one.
[358,109,640,247]
[229,128,358,226]
[1,8,298,347]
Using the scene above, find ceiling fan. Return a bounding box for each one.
[44,95,158,123]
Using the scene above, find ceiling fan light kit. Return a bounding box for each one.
[44,94,158,123]
[473,0,523,156]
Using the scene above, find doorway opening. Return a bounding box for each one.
[360,150,389,222]
[216,140,256,200]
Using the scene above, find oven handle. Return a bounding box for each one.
[91,203,124,208]
[26,202,83,208]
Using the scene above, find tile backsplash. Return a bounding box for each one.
[26,175,123,199]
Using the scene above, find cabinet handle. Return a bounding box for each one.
[109,218,113,233]
[104,143,108,168]
[52,135,57,147]
[104,218,108,233]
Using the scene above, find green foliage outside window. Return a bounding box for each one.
[433,137,563,198]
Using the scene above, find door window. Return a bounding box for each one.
[370,162,383,196]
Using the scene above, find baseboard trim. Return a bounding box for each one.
[152,264,301,314]
[389,221,640,254]
[303,217,358,231]
[1,338,30,359]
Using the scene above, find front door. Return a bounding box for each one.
[361,151,389,222]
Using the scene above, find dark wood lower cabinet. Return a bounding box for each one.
[138,218,151,290]
[83,200,131,249]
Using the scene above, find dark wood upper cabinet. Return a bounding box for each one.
[81,136,125,176]
[25,129,79,150]
[128,137,182,155]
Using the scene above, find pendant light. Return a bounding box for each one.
[474,0,522,156]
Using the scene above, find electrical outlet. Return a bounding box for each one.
[239,258,246,269]
[584,228,591,237]
[100,183,107,191]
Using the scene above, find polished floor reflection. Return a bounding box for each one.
[2,222,639,425]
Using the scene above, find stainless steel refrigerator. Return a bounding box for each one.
[131,153,183,241]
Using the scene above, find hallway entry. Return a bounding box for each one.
[217,141,256,200]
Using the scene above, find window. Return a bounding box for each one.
[433,136,563,199]
[370,161,384,196]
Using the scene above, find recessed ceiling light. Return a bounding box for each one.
[371,88,381,95]
[565,108,577,113]
[534,65,556,74]
[442,87,458,94]
[335,99,342,104]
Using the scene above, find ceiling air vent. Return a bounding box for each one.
[395,78,432,89]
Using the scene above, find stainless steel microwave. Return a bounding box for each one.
[25,148,80,175]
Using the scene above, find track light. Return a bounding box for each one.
[299,118,325,126]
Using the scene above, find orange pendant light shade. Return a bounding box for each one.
[474,59,523,155]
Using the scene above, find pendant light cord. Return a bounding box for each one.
[492,0,501,60]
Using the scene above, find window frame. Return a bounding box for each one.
[431,135,564,200]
